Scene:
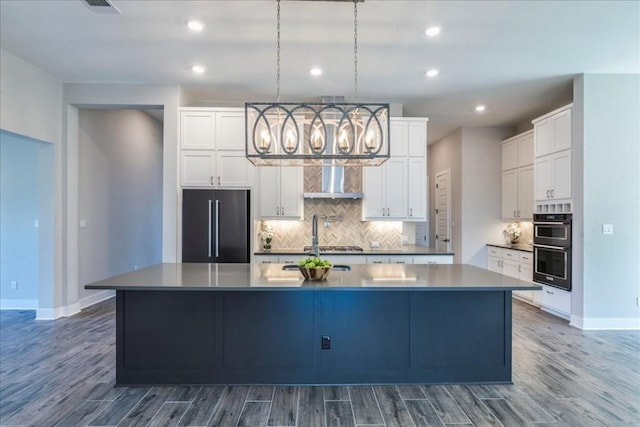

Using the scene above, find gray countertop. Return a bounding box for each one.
[85,263,540,291]
[254,245,454,256]
[487,243,533,253]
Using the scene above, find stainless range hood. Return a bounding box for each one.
[303,96,364,200]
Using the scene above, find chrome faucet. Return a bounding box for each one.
[311,213,320,257]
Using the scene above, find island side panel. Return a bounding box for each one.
[410,290,512,383]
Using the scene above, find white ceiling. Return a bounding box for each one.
[1,0,638,142]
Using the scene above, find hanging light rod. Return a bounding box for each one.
[245,0,389,167]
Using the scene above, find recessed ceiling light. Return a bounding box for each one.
[192,65,206,74]
[425,26,441,37]
[425,69,439,78]
[475,105,486,112]
[310,67,323,76]
[187,20,204,32]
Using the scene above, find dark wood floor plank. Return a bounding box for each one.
[373,385,415,427]
[119,386,175,427]
[168,387,202,403]
[147,402,190,427]
[326,401,355,427]
[54,400,109,427]
[178,386,224,427]
[267,386,298,426]
[207,386,250,427]
[404,399,444,426]
[237,401,270,427]
[324,386,350,401]
[396,385,425,400]
[420,385,471,425]
[298,386,324,427]
[88,387,150,426]
[247,386,274,402]
[349,386,384,425]
[444,385,503,427]
[483,398,529,426]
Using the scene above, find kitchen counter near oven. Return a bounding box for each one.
[487,243,533,252]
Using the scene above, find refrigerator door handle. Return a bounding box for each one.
[208,200,213,258]
[215,199,220,258]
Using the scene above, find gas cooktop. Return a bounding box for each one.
[303,245,364,253]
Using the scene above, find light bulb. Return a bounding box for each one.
[365,130,376,150]
[259,129,271,150]
[311,128,324,150]
[285,129,296,150]
[338,129,349,150]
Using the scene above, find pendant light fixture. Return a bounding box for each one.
[245,0,390,166]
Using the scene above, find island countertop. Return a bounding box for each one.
[85,263,540,291]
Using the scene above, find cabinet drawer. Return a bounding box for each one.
[388,256,412,264]
[519,252,533,263]
[487,247,503,257]
[503,249,519,260]
[255,255,280,264]
[538,285,571,315]
[367,255,389,264]
[413,255,453,265]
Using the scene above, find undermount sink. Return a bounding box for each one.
[282,264,351,271]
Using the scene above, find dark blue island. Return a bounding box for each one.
[85,263,540,386]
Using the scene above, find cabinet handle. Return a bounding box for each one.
[276,206,280,215]
[218,176,221,186]
[395,261,406,264]
[210,176,214,186]
[382,208,386,216]
[428,261,437,264]
[409,208,413,217]
[262,261,272,263]
[513,210,517,217]
[373,261,383,264]
[281,206,285,215]
[546,290,554,295]
[546,190,550,198]
[387,208,390,216]
[550,189,554,198]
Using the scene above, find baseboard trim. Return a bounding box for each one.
[0,299,39,310]
[35,290,115,320]
[571,314,640,330]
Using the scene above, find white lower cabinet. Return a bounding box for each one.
[413,255,453,264]
[487,246,538,305]
[254,255,280,264]
[538,284,571,318]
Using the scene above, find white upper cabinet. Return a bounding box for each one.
[534,105,572,157]
[179,108,254,188]
[180,112,216,150]
[363,118,428,221]
[501,130,533,220]
[258,166,303,220]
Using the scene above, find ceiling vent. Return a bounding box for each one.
[82,0,121,14]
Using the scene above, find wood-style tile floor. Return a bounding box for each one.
[1,298,638,426]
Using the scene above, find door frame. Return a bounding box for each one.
[435,169,451,252]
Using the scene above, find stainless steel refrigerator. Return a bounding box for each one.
[182,189,250,263]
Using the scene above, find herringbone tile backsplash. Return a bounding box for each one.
[261,166,403,250]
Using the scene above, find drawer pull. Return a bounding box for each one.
[546,290,554,295]
[372,261,383,264]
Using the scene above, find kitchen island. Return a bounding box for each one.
[86,263,540,386]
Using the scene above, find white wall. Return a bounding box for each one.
[460,127,514,267]
[0,49,62,145]
[428,129,462,261]
[575,74,640,329]
[78,109,163,301]
[0,131,54,309]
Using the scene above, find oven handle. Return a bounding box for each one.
[533,243,568,250]
[533,221,572,226]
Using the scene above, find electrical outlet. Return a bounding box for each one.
[79,219,87,228]
[11,281,17,290]
[370,241,380,248]
[602,224,613,235]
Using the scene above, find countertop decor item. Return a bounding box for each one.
[258,225,275,250]
[505,222,522,244]
[245,0,389,167]
[298,256,332,281]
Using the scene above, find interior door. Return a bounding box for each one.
[435,169,451,253]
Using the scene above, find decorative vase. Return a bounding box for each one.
[510,236,519,244]
[263,238,272,251]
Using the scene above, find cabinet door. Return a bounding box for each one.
[279,167,303,219]
[502,139,518,171]
[501,169,518,219]
[518,132,534,167]
[407,158,427,220]
[538,285,571,316]
[385,158,408,218]
[553,109,572,152]
[258,167,280,217]
[502,259,520,279]
[181,151,215,187]
[487,256,502,273]
[517,165,534,220]
[551,150,571,200]
[534,155,552,201]
[215,111,245,150]
[534,118,553,157]
[217,150,252,187]
[180,112,216,150]
[390,119,408,157]
[408,121,427,157]
[362,165,386,219]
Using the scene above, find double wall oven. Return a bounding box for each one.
[533,213,572,291]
